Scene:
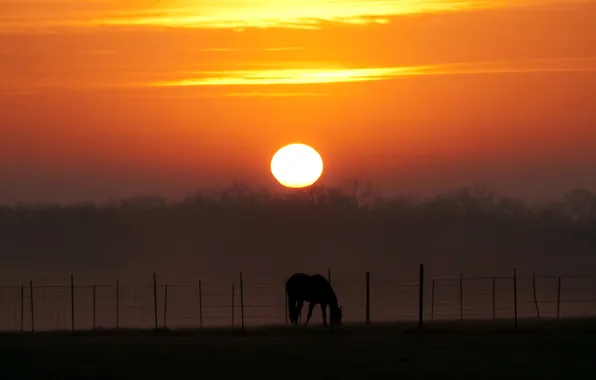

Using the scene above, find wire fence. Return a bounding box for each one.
[1,267,595,332]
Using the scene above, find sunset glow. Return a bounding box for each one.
[3,4,596,373]
[1,0,595,203]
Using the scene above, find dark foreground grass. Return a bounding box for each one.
[2,319,596,379]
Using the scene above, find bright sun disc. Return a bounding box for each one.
[271,144,323,188]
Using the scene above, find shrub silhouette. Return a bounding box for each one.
[0,183,594,283]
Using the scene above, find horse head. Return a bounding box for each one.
[330,305,343,326]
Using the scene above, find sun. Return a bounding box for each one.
[271,143,324,188]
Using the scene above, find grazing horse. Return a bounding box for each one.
[286,273,343,327]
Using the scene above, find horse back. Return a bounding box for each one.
[286,273,334,303]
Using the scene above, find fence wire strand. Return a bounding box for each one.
[1,271,595,331]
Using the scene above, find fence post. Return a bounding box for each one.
[70,274,75,332]
[198,279,203,328]
[232,283,235,327]
[513,268,518,329]
[153,272,158,329]
[240,272,245,331]
[29,280,34,333]
[116,280,120,329]
[492,277,496,320]
[92,285,96,329]
[365,272,370,324]
[20,283,24,332]
[284,276,288,325]
[557,276,562,319]
[431,279,435,321]
[418,264,424,329]
[532,271,540,319]
[163,284,168,329]
[459,273,463,321]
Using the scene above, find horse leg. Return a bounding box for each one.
[305,302,316,327]
[287,294,297,325]
[321,303,327,327]
[296,300,304,325]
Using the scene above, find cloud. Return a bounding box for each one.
[199,46,304,52]
[0,0,562,31]
[151,57,596,87]
[2,56,593,97]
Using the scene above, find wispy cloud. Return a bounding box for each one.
[155,67,411,86]
[152,57,596,87]
[3,57,593,96]
[145,91,349,98]
[94,1,561,29]
[199,47,304,52]
[222,91,345,97]
[0,0,559,31]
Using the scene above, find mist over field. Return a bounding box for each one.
[1,183,595,286]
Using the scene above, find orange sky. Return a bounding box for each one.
[1,0,595,203]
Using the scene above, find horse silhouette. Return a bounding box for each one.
[286,273,343,327]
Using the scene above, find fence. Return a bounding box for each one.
[1,266,595,332]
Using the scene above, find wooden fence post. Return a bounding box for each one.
[198,279,203,328]
[418,264,424,328]
[163,284,169,329]
[459,273,463,321]
[20,284,24,332]
[153,272,158,329]
[92,285,96,329]
[232,283,235,327]
[557,276,562,319]
[492,277,496,320]
[284,277,288,325]
[29,280,34,333]
[532,271,540,319]
[240,272,245,331]
[70,274,75,332]
[365,272,370,324]
[513,268,518,329]
[116,280,120,329]
[431,279,435,321]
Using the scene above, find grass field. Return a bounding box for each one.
[2,319,596,379]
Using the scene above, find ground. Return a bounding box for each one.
[1,320,596,379]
